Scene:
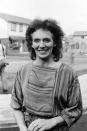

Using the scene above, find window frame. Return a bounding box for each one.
[19,24,23,32]
[11,22,16,31]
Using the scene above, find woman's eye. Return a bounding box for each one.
[43,38,51,43]
[33,38,51,43]
[33,39,40,43]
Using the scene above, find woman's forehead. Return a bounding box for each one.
[31,28,53,38]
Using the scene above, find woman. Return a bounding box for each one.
[11,19,82,131]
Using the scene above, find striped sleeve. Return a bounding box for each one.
[10,69,23,110]
[61,68,83,127]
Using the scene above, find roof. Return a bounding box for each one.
[9,36,25,40]
[73,31,87,36]
[0,13,31,25]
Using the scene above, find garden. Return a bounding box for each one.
[1,53,87,94]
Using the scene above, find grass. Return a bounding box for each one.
[1,53,87,94]
[0,66,87,94]
[0,72,15,94]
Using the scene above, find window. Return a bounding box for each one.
[19,24,23,32]
[81,36,84,39]
[71,44,75,49]
[76,42,79,49]
[11,23,16,31]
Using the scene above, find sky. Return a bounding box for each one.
[0,0,87,35]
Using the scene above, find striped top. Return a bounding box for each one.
[11,62,82,131]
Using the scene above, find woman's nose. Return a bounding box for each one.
[39,40,45,47]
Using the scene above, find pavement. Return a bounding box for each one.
[0,94,16,127]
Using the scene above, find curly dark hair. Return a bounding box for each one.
[26,18,64,61]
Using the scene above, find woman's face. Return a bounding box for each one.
[31,29,54,60]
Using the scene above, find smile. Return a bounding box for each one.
[38,49,49,51]
[38,50,49,54]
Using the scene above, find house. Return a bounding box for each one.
[0,13,31,54]
[72,31,87,53]
[63,31,87,55]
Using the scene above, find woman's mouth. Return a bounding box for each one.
[38,50,48,53]
[38,48,49,51]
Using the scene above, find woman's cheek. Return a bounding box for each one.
[32,43,38,49]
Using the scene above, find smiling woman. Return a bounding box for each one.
[11,18,82,131]
[31,29,54,60]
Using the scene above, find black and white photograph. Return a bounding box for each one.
[0,0,87,131]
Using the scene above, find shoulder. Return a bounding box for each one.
[21,61,32,72]
[61,63,77,76]
[62,63,73,71]
[59,63,78,85]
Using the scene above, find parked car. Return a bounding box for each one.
[10,43,20,50]
[0,74,87,131]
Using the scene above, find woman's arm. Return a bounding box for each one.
[13,109,27,131]
[11,69,27,131]
[60,73,83,127]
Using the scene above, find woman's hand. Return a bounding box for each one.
[28,118,56,131]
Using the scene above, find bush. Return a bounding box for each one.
[0,72,16,94]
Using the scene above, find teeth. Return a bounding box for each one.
[39,49,48,51]
[39,50,46,51]
[40,50,45,51]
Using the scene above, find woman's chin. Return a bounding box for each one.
[37,53,50,60]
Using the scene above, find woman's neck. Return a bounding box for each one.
[33,58,61,69]
[33,57,54,67]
